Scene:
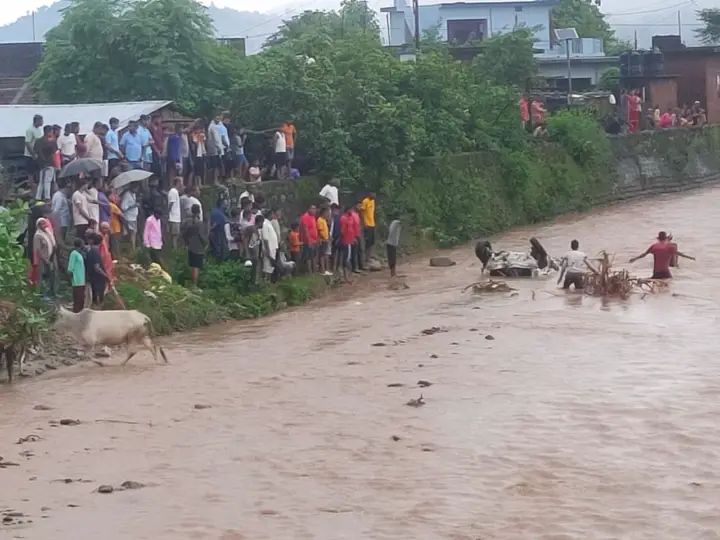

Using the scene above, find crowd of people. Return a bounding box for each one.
[620,90,709,133]
[16,110,401,312]
[23,112,301,202]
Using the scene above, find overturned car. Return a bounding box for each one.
[475,237,559,277]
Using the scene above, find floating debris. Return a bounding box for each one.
[485,335,495,341]
[387,383,404,388]
[193,404,212,410]
[585,251,669,299]
[406,395,425,408]
[417,380,433,388]
[463,280,516,294]
[421,327,446,336]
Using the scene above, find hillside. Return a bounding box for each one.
[0,1,274,53]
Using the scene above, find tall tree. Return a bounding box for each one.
[552,0,627,54]
[32,0,238,113]
[696,9,720,44]
[473,28,537,89]
[265,0,378,48]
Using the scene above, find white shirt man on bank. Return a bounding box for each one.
[319,180,339,206]
[167,177,183,248]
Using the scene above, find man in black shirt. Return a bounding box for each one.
[34,125,57,201]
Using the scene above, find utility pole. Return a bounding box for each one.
[32,10,36,41]
[413,0,420,50]
[677,10,682,42]
[634,29,638,50]
[566,38,572,105]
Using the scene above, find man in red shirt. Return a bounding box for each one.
[630,231,694,279]
[299,204,318,274]
[338,206,355,283]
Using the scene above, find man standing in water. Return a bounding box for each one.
[557,239,592,290]
[629,231,695,279]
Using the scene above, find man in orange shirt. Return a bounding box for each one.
[282,121,297,167]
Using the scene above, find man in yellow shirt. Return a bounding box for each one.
[360,193,376,262]
[316,207,331,275]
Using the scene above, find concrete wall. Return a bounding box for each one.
[604,125,720,203]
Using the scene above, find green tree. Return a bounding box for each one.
[472,28,537,88]
[696,9,720,44]
[32,0,239,113]
[265,0,378,48]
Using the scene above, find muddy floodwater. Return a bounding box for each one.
[2,188,720,539]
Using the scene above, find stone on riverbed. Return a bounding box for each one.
[429,257,456,267]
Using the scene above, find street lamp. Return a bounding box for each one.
[554,28,579,105]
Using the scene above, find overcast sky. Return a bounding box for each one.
[0,0,709,33]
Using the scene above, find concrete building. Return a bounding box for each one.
[381,0,615,87]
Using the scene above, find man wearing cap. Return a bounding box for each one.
[629,231,695,279]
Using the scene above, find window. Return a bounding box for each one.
[447,19,488,44]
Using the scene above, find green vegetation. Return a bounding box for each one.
[32,0,238,114]
[0,206,49,350]
[552,0,631,55]
[109,255,332,335]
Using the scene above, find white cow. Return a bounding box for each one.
[54,308,168,365]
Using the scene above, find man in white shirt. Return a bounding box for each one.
[319,179,339,206]
[85,177,101,225]
[121,185,140,251]
[273,130,287,179]
[57,124,77,166]
[84,122,105,161]
[184,186,203,223]
[256,214,279,281]
[557,239,593,290]
[167,176,183,248]
[71,180,92,238]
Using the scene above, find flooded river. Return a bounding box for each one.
[2,187,720,539]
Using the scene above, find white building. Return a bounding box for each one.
[381,0,617,87]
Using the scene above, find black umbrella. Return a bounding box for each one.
[59,158,103,179]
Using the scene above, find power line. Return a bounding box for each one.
[611,22,701,26]
[605,1,693,17]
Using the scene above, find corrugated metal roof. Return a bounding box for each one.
[0,100,173,139]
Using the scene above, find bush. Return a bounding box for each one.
[113,279,228,335]
[546,110,611,168]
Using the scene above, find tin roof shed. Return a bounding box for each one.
[0,100,173,139]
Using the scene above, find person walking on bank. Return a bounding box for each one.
[182,204,206,287]
[143,209,164,267]
[68,238,87,313]
[386,218,401,278]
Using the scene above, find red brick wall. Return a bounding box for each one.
[647,79,677,112]
[704,58,720,124]
[663,54,708,108]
